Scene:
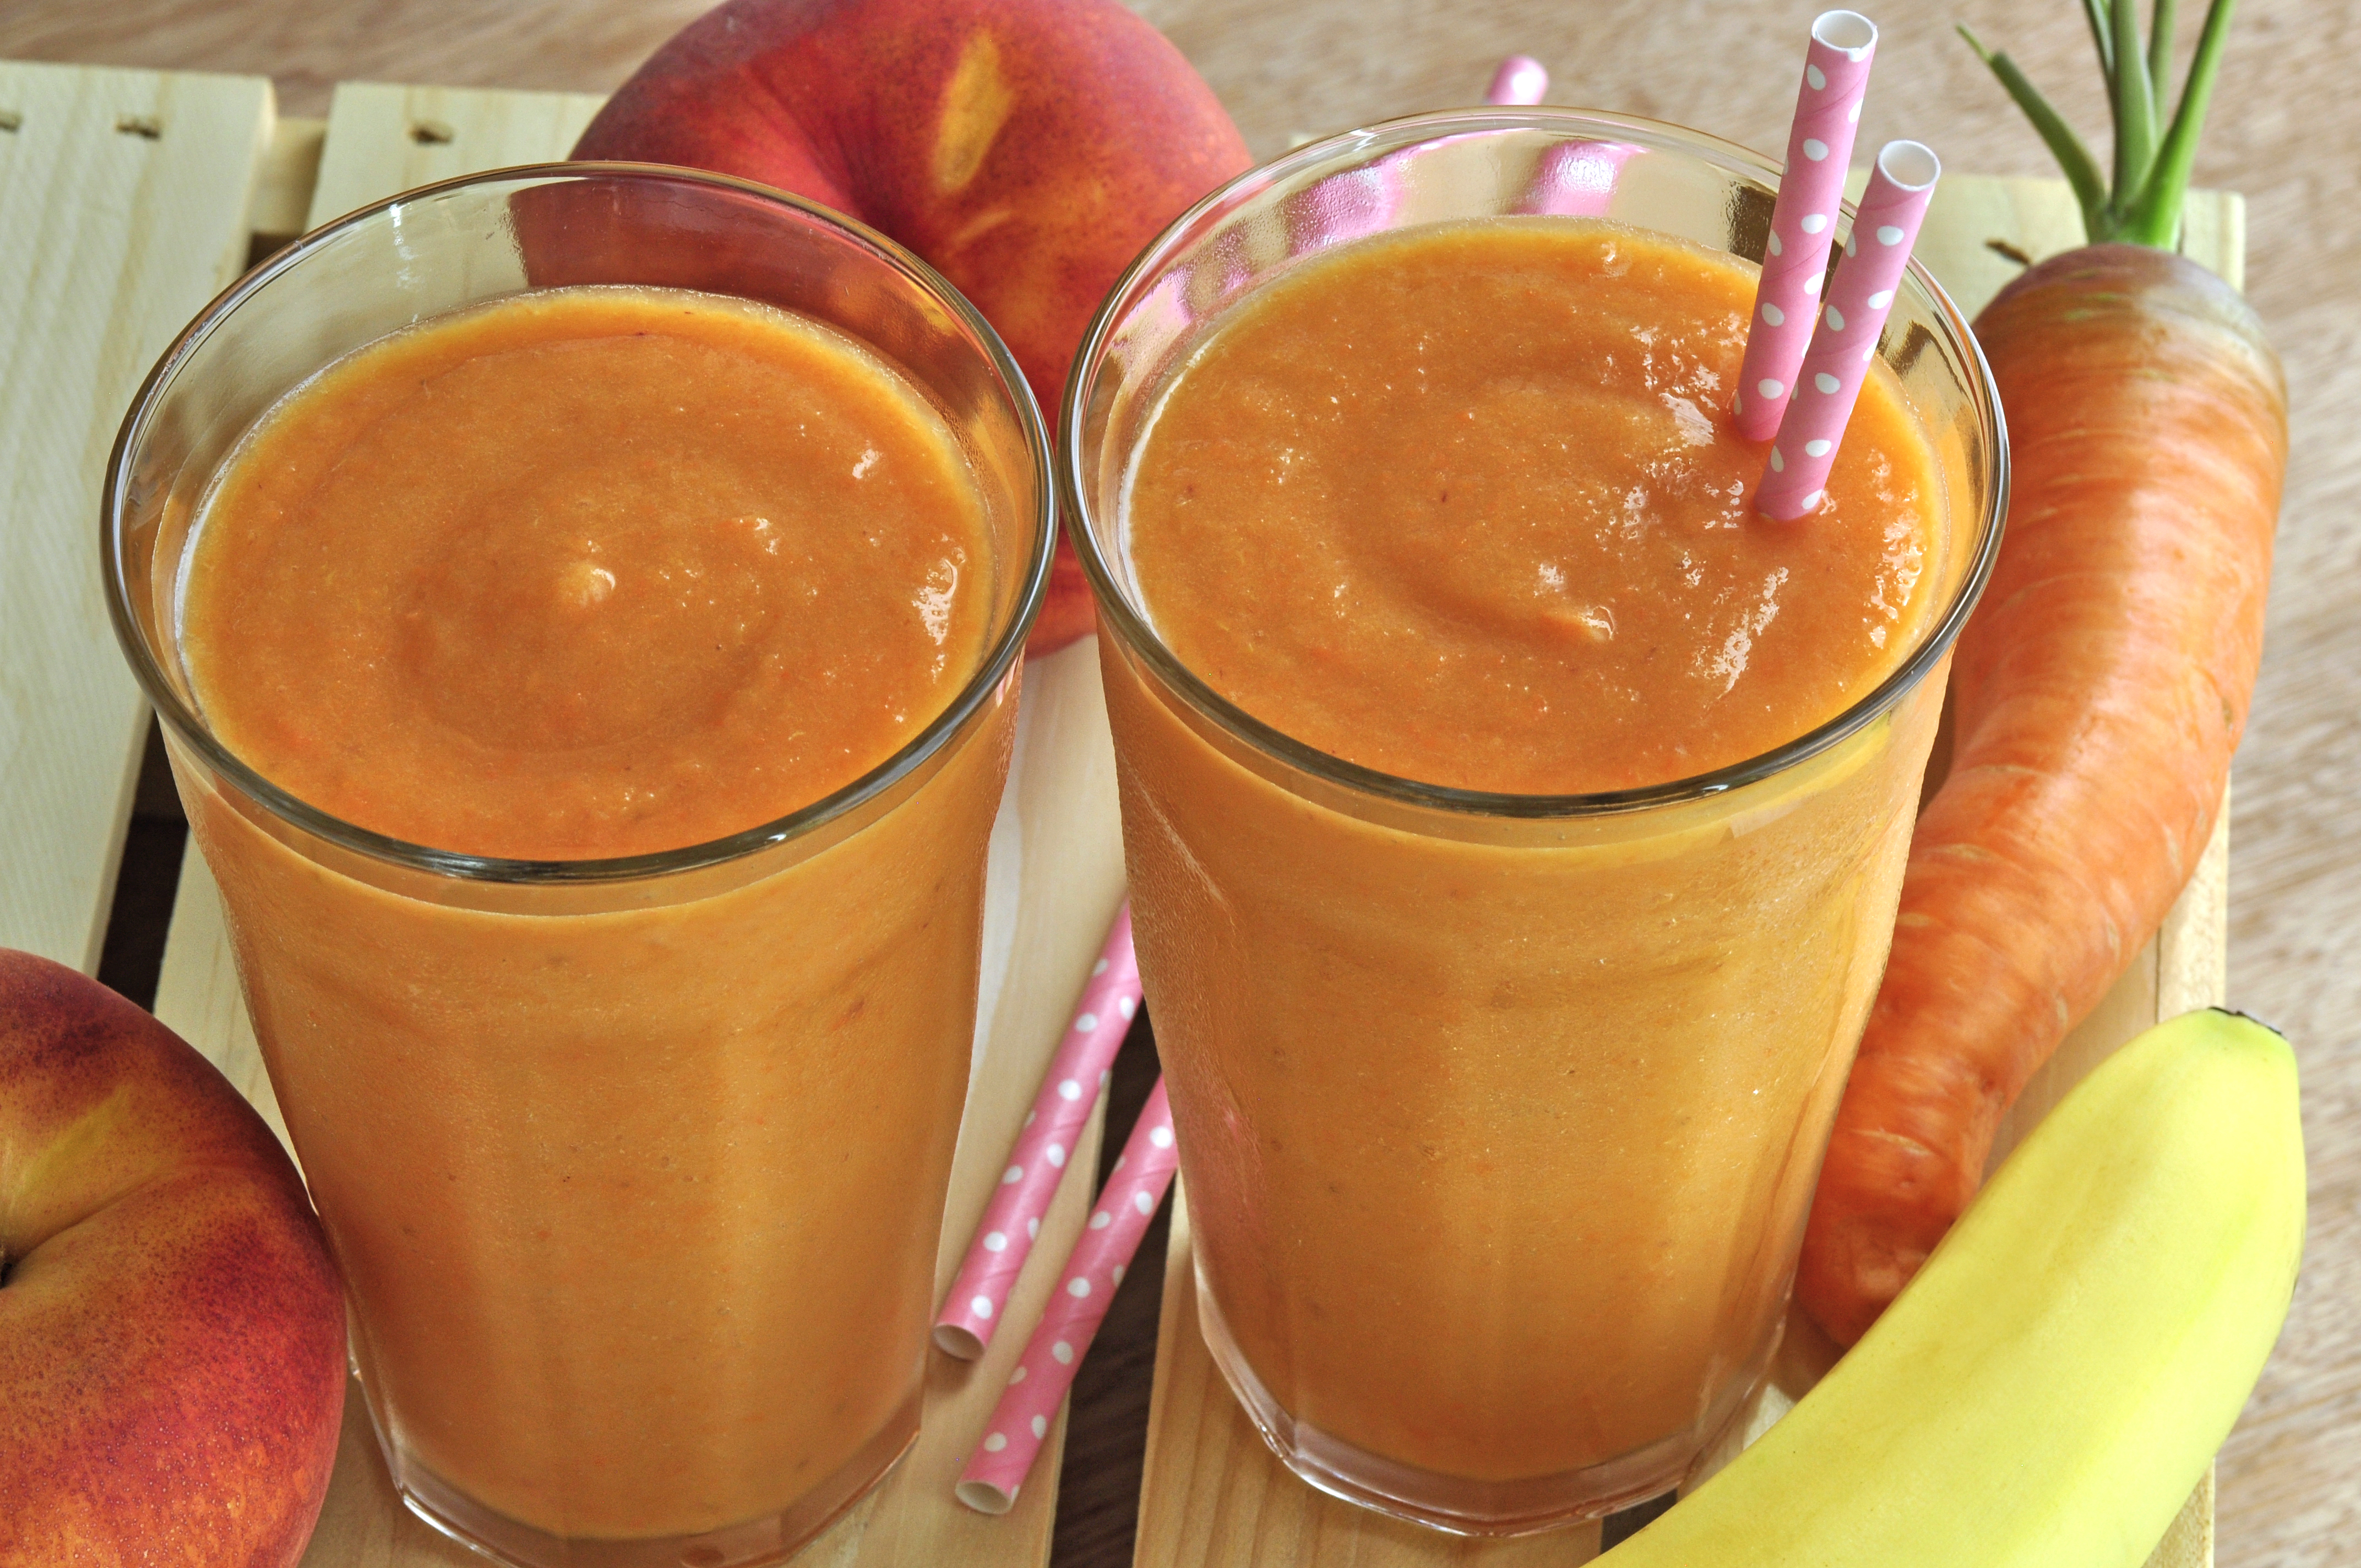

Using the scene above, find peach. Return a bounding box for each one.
[572,0,1252,653]
[0,951,345,1567]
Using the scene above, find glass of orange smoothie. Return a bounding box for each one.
[104,167,1052,1568]
[1063,112,2005,1533]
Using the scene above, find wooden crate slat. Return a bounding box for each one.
[141,80,1125,1568]
[0,61,271,974]
[254,113,327,241]
[305,82,604,228]
[1132,175,2238,1568]
[809,639,1128,1567]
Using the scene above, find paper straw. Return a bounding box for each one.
[1481,53,1638,217]
[956,1079,1178,1514]
[1755,140,1940,519]
[1732,10,1878,441]
[933,905,1141,1360]
[1487,55,1549,106]
[1519,140,1639,219]
[1310,55,1544,252]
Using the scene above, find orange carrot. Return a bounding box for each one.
[1796,0,2287,1346]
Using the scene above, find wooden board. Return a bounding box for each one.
[301,80,602,228]
[102,75,1124,1568]
[0,60,274,974]
[1130,176,2244,1568]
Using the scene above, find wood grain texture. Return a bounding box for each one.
[1130,173,2235,1568]
[2,0,2350,1561]
[0,61,270,975]
[302,81,601,228]
[136,79,1128,1568]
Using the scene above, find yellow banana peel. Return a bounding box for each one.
[1604,1007,2305,1567]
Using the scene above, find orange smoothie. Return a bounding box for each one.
[171,287,1008,1541]
[1107,221,1954,1506]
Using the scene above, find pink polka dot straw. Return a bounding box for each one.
[1486,54,1548,106]
[1484,53,1639,218]
[1733,10,1878,442]
[933,903,1141,1361]
[1755,140,1940,520]
[956,1078,1179,1515]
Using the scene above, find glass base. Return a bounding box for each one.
[359,1384,921,1568]
[1195,1265,1767,1536]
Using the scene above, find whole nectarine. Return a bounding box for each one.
[573,0,1252,653]
[0,951,346,1567]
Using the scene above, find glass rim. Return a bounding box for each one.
[102,160,1056,886]
[1059,106,2009,821]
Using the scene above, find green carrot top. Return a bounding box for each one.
[1961,0,2238,248]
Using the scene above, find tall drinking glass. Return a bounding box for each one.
[104,166,1053,1568]
[1062,111,2005,1534]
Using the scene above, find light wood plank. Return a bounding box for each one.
[803,638,1128,1567]
[253,111,325,237]
[305,81,602,227]
[0,60,271,974]
[144,81,1125,1568]
[1134,173,2238,1568]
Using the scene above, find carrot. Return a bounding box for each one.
[1796,0,2287,1347]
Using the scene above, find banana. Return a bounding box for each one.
[1603,1008,2305,1567]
